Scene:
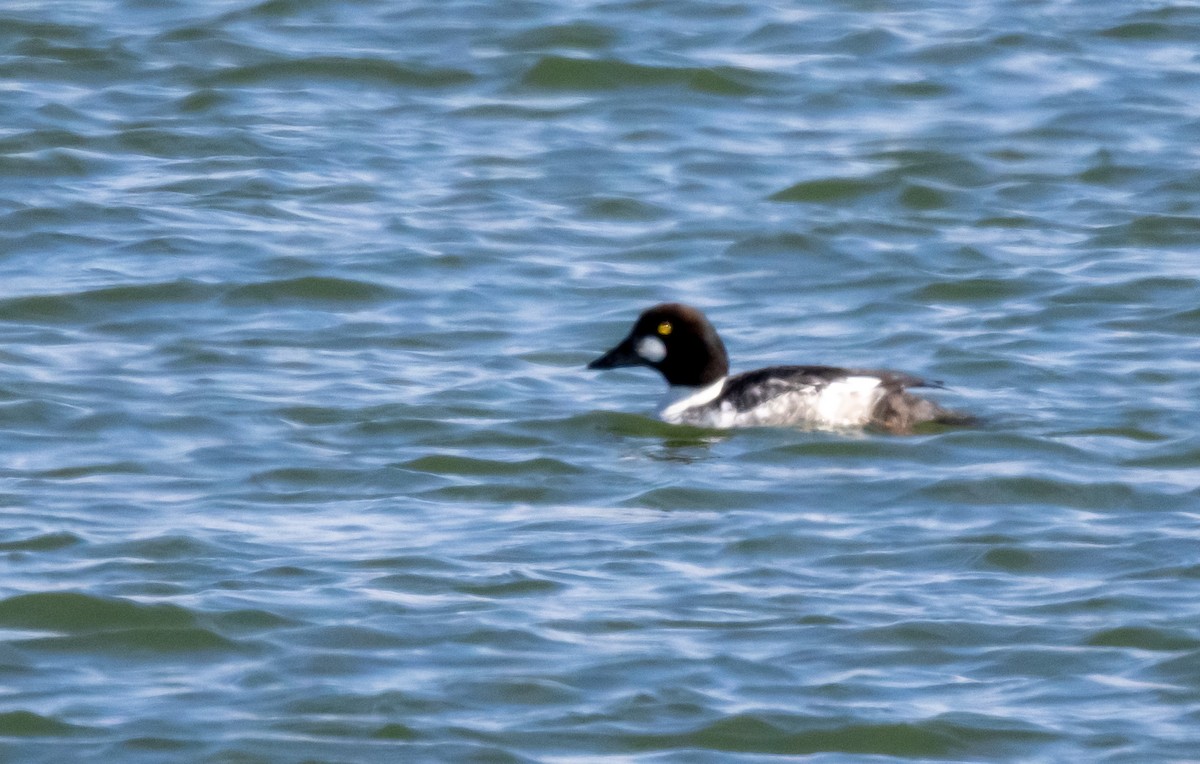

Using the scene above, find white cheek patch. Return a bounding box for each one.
[636,335,667,363]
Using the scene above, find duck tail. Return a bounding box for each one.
[871,390,978,434]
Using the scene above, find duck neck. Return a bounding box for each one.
[660,377,727,422]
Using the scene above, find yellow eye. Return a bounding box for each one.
[657,321,672,336]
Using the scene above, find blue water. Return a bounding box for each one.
[2,1,1199,761]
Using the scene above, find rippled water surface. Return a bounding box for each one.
[3,0,1200,761]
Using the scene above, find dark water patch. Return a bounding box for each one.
[821,543,986,573]
[110,234,211,258]
[1089,214,1200,247]
[938,432,1090,464]
[253,564,312,578]
[624,713,1056,757]
[978,537,1153,576]
[522,55,762,95]
[725,232,820,259]
[2,35,139,85]
[506,22,618,51]
[878,79,953,98]
[898,183,952,210]
[981,546,1049,573]
[227,487,374,506]
[417,484,564,504]
[233,0,328,20]
[1103,304,1200,335]
[453,101,585,120]
[836,27,905,56]
[543,617,644,634]
[104,534,227,562]
[175,86,230,113]
[459,676,579,706]
[725,533,813,557]
[407,427,555,451]
[2,202,143,234]
[0,591,194,632]
[872,149,992,187]
[976,213,1053,228]
[295,624,411,650]
[371,722,420,740]
[250,467,366,489]
[910,39,1001,67]
[394,742,534,763]
[452,626,564,653]
[0,291,81,322]
[911,277,1037,303]
[1120,443,1200,469]
[1098,20,1198,42]
[580,196,668,221]
[0,710,88,737]
[210,608,297,634]
[69,410,146,436]
[0,280,220,324]
[219,567,334,596]
[223,276,393,306]
[1085,626,1200,652]
[0,398,89,431]
[748,436,910,463]
[115,125,274,160]
[121,735,194,752]
[0,531,81,552]
[1020,594,1151,617]
[1049,275,1198,306]
[15,626,239,654]
[0,17,91,46]
[205,57,474,88]
[1125,562,1200,581]
[863,620,1028,649]
[623,486,775,511]
[33,462,148,480]
[0,128,89,154]
[1148,651,1200,686]
[1078,158,1145,186]
[156,177,310,211]
[368,571,462,595]
[401,454,583,478]
[1068,426,1168,444]
[0,230,113,257]
[270,717,405,744]
[768,177,881,204]
[356,554,467,572]
[277,404,360,426]
[115,581,194,598]
[454,573,563,598]
[689,67,768,96]
[545,411,725,443]
[920,476,1142,511]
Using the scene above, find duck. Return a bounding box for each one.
[587,302,972,434]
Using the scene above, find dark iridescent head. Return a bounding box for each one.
[587,303,729,386]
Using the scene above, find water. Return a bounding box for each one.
[2,0,1199,760]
